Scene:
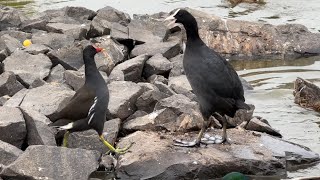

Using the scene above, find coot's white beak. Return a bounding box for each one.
[163,9,180,28]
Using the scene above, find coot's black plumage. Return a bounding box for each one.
[165,9,250,146]
[51,45,131,154]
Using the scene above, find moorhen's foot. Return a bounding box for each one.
[173,139,200,147]
[100,135,134,155]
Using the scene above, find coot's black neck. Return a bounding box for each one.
[183,19,200,41]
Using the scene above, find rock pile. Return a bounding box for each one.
[0,5,319,179]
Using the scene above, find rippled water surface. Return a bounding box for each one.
[1,0,320,178]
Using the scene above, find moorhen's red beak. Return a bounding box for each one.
[95,47,103,53]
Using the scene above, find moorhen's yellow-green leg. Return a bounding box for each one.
[99,135,133,154]
[62,131,70,147]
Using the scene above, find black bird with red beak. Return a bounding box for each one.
[164,9,250,146]
[50,44,132,154]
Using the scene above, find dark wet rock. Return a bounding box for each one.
[0,50,8,62]
[126,110,148,121]
[123,108,177,131]
[0,5,28,30]
[147,74,169,85]
[20,107,56,146]
[0,71,24,96]
[20,84,75,117]
[32,32,74,50]
[3,51,52,87]
[293,77,320,111]
[68,118,120,154]
[180,8,320,60]
[64,70,84,90]
[153,81,176,97]
[47,43,83,70]
[143,53,172,78]
[0,140,23,167]
[108,81,143,119]
[0,34,22,54]
[112,54,148,82]
[155,94,198,115]
[96,6,130,25]
[0,95,10,106]
[46,23,89,40]
[227,104,255,127]
[47,64,66,84]
[0,107,26,148]
[95,37,128,65]
[136,87,168,113]
[0,30,32,43]
[29,78,47,89]
[240,76,254,90]
[246,116,282,137]
[0,145,100,180]
[3,89,28,107]
[108,69,125,82]
[117,130,319,179]
[131,41,181,59]
[23,44,51,55]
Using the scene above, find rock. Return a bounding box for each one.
[46,23,88,40]
[20,84,75,117]
[128,20,162,43]
[131,41,181,59]
[3,89,28,107]
[87,16,111,38]
[227,104,255,127]
[96,6,130,25]
[246,116,282,137]
[176,110,203,131]
[123,108,177,131]
[108,81,143,119]
[68,118,120,154]
[112,54,148,82]
[135,88,168,113]
[94,52,115,74]
[0,34,22,54]
[0,30,32,42]
[108,69,124,82]
[0,107,26,148]
[0,6,28,30]
[32,32,74,50]
[116,130,319,179]
[23,43,51,55]
[20,18,48,32]
[153,81,176,97]
[0,95,10,106]
[0,140,23,168]
[0,71,24,96]
[47,43,83,70]
[110,22,128,40]
[20,107,56,146]
[29,78,47,89]
[170,84,197,102]
[155,94,198,115]
[0,49,8,62]
[126,110,148,121]
[47,64,66,84]
[64,70,108,91]
[3,51,52,87]
[63,6,97,22]
[169,54,184,77]
[168,75,192,91]
[0,145,100,180]
[293,77,320,111]
[95,37,127,65]
[100,155,116,171]
[147,74,169,85]
[143,53,172,78]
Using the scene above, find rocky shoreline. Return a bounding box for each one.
[0,5,319,179]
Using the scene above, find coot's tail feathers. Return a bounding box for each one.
[236,100,251,110]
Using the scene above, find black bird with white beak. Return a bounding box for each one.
[50,44,132,154]
[164,9,250,146]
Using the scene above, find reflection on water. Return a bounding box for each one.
[0,0,34,9]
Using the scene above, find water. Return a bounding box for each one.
[1,0,320,178]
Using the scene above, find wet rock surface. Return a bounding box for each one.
[0,4,318,180]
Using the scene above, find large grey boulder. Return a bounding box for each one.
[87,16,111,38]
[32,32,74,50]
[131,41,181,59]
[0,5,28,30]
[47,64,66,84]
[116,130,319,179]
[96,37,127,65]
[96,6,130,25]
[108,81,143,119]
[143,53,172,78]
[0,107,26,148]
[46,23,88,40]
[20,84,75,117]
[0,145,100,180]
[3,89,28,107]
[23,43,51,55]
[63,6,97,22]
[0,140,23,170]
[168,75,192,92]
[128,20,162,44]
[112,54,148,82]
[135,86,168,113]
[68,118,121,154]
[0,71,24,96]
[154,94,197,115]
[0,34,22,54]
[3,51,52,87]
[169,54,184,77]
[0,30,32,42]
[20,107,56,146]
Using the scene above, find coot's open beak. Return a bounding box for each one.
[163,9,180,28]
